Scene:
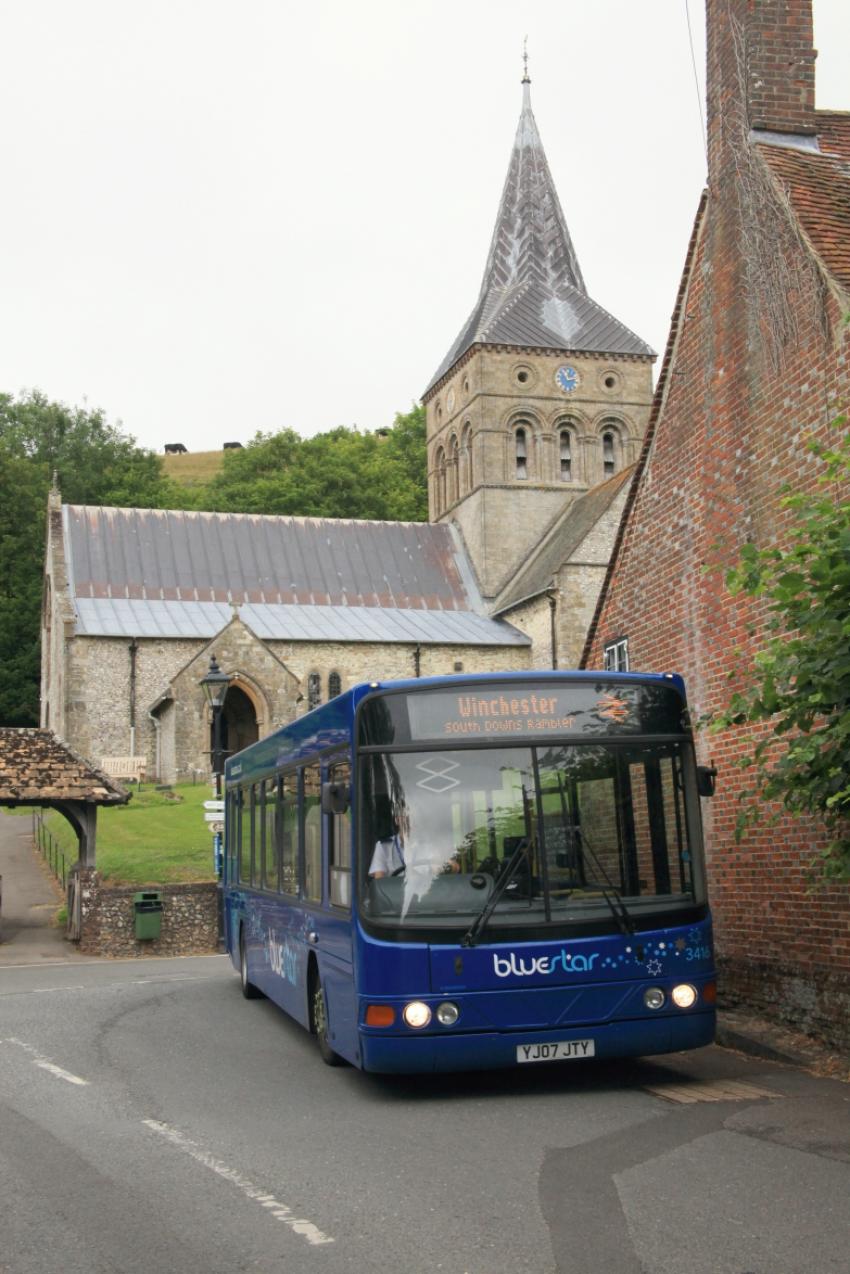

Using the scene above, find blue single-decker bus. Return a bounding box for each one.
[223,671,716,1073]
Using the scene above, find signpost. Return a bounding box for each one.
[204,800,225,876]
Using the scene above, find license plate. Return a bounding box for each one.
[517,1039,595,1063]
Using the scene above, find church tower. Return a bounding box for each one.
[423,69,655,600]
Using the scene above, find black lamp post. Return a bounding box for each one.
[200,654,231,796]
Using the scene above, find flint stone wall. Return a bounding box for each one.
[77,869,219,957]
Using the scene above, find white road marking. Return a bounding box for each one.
[3,1037,89,1086]
[129,975,218,985]
[32,985,87,994]
[33,1060,89,1085]
[0,973,221,999]
[143,1120,334,1247]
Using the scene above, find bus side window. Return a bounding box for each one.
[263,776,280,892]
[238,785,253,885]
[280,772,298,894]
[225,790,238,883]
[328,760,352,909]
[302,764,322,903]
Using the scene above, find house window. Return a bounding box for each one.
[559,428,572,481]
[328,670,341,699]
[603,638,629,672]
[515,427,528,480]
[307,672,322,710]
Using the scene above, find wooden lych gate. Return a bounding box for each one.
[0,728,129,938]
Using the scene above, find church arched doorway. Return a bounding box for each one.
[219,685,259,762]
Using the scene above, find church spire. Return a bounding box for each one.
[479,64,586,303]
[425,73,652,394]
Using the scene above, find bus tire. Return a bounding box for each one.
[239,929,262,1000]
[310,972,343,1066]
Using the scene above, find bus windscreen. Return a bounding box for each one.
[360,739,699,931]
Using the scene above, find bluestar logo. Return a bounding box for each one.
[267,934,298,985]
[493,949,600,977]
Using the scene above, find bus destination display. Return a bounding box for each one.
[358,681,688,746]
[409,689,577,739]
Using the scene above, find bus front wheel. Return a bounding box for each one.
[310,974,343,1066]
[240,930,262,1000]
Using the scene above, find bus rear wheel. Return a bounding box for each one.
[310,975,343,1066]
[240,930,262,1000]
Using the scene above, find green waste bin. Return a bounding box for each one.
[133,891,163,941]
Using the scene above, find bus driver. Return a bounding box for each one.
[369,815,460,879]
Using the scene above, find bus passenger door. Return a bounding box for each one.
[318,759,357,1061]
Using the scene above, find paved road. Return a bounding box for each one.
[1,955,848,1274]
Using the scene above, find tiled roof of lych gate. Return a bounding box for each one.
[0,729,129,805]
[62,505,530,647]
[758,133,850,294]
[425,78,654,394]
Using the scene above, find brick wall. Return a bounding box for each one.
[586,0,850,1049]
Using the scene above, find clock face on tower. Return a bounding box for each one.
[555,365,581,393]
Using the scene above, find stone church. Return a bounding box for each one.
[40,73,654,783]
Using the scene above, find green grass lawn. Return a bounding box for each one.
[41,783,218,885]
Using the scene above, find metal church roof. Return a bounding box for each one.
[63,505,529,647]
[425,78,654,394]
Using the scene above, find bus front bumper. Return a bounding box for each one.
[358,1010,716,1074]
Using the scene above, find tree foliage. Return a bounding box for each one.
[709,416,850,881]
[185,405,427,521]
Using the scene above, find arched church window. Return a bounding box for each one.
[461,422,473,492]
[602,428,617,477]
[434,447,446,514]
[515,427,528,480]
[308,672,322,710]
[328,670,341,699]
[450,436,460,505]
[559,428,573,481]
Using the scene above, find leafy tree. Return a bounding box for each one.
[709,416,850,881]
[0,451,45,723]
[0,391,172,725]
[0,390,167,506]
[196,405,428,521]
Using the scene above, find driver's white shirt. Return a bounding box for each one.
[369,834,405,877]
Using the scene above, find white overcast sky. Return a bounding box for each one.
[1,1,848,455]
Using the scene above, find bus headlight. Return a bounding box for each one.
[403,1001,432,1029]
[643,987,666,1010]
[436,1002,459,1026]
[671,983,698,1009]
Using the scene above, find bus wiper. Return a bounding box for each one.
[575,828,635,938]
[461,838,531,948]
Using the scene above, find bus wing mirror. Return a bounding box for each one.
[696,765,717,798]
[322,781,351,815]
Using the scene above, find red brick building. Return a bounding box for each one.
[583,0,850,1049]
